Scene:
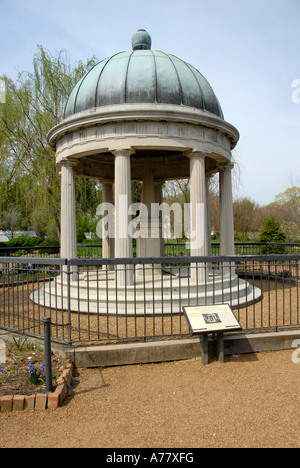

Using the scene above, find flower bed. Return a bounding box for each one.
[0,337,74,411]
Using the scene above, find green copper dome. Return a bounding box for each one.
[64,30,224,119]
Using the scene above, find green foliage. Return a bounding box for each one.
[273,186,300,242]
[0,46,98,241]
[75,178,102,242]
[13,335,27,352]
[274,186,300,209]
[39,238,59,247]
[259,216,287,242]
[5,235,43,248]
[38,238,60,255]
[76,215,91,243]
[258,216,287,254]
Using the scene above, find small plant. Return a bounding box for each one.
[13,335,27,352]
[27,362,45,386]
[0,367,5,374]
[26,342,42,352]
[280,270,291,278]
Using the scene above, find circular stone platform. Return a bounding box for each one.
[31,270,261,315]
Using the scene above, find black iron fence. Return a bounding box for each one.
[164,242,300,257]
[0,254,299,346]
[0,242,299,259]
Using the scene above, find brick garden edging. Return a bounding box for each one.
[0,361,74,412]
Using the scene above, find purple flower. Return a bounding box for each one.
[27,362,46,385]
[0,367,5,374]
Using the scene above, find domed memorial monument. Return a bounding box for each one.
[36,30,261,314]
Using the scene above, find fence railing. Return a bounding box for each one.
[0,254,299,346]
[0,242,299,258]
[164,242,300,256]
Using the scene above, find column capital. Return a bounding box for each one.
[185,150,206,160]
[219,162,234,171]
[59,158,78,168]
[111,148,135,158]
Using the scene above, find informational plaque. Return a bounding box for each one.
[183,304,241,334]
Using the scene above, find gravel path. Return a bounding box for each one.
[0,349,299,448]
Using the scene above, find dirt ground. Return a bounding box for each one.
[0,348,299,449]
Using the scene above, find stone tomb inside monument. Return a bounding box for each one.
[32,30,261,315]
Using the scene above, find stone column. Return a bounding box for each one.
[60,160,77,278]
[136,159,161,279]
[102,182,114,268]
[138,159,161,258]
[112,149,134,286]
[206,177,212,257]
[219,163,235,276]
[60,160,77,260]
[188,152,208,284]
[154,181,165,257]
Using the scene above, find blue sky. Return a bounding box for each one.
[0,0,299,205]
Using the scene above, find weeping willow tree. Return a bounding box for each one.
[0,46,99,239]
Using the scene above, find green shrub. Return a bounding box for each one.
[6,235,43,248]
[258,216,287,254]
[76,215,91,243]
[39,238,59,247]
[38,238,60,255]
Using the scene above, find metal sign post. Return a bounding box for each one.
[183,304,242,365]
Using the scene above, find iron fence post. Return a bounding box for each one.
[67,261,72,345]
[43,316,53,392]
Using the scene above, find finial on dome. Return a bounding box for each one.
[132,29,152,50]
